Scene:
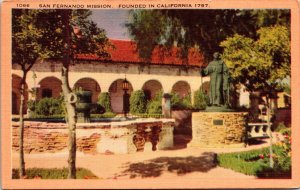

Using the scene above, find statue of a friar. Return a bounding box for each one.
[201,52,230,107]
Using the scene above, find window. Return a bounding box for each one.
[42,88,52,98]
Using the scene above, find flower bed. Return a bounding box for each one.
[217,129,291,178]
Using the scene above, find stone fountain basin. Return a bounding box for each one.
[77,118,175,154]
[12,118,175,154]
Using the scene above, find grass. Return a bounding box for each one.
[217,146,291,178]
[12,167,98,179]
[217,148,269,176]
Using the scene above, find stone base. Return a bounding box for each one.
[188,112,247,148]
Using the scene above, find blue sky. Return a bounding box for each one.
[91,10,131,40]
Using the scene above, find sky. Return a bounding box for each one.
[91,10,131,40]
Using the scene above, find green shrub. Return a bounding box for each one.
[27,100,36,111]
[98,92,112,113]
[35,97,64,116]
[147,100,162,114]
[91,112,116,118]
[130,90,147,114]
[171,93,192,110]
[12,167,98,179]
[193,89,209,110]
[28,114,65,119]
[275,122,287,132]
[136,113,163,118]
[181,94,193,109]
[170,93,181,108]
[273,128,291,174]
[153,90,163,101]
[278,127,291,136]
[146,90,163,114]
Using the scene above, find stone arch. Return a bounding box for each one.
[109,79,133,113]
[38,76,62,100]
[12,74,28,114]
[142,80,163,101]
[171,81,191,98]
[74,77,101,103]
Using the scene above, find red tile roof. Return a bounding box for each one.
[75,39,204,67]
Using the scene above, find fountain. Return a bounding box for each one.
[75,91,105,123]
[12,91,175,154]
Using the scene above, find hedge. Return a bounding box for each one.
[130,90,147,114]
[33,97,64,116]
[193,89,209,110]
[98,92,112,113]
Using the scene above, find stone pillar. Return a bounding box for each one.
[157,122,174,150]
[188,112,247,148]
[162,93,171,118]
[191,90,195,105]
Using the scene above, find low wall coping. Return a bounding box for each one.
[12,118,175,129]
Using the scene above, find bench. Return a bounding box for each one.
[247,122,271,139]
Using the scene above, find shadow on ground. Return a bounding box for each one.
[116,152,217,178]
[246,138,268,145]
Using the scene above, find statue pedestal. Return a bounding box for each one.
[188,111,247,148]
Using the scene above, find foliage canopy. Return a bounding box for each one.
[126,9,290,61]
[220,25,290,92]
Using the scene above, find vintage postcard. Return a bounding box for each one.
[1,0,300,189]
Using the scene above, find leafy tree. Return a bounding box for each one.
[12,9,110,178]
[220,25,290,93]
[12,9,53,177]
[126,9,290,62]
[220,25,290,119]
[50,10,110,179]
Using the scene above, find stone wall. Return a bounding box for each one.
[13,127,68,153]
[12,125,101,154]
[188,112,247,148]
[12,119,174,154]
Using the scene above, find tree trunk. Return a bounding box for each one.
[62,10,77,179]
[61,66,77,179]
[249,91,262,122]
[19,72,27,177]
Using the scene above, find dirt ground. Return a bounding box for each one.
[12,135,275,181]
